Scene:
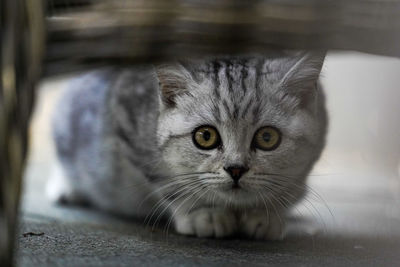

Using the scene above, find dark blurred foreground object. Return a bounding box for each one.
[45,0,400,75]
[0,0,45,266]
[1,0,400,265]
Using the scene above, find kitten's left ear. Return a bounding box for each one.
[155,63,193,108]
[279,51,326,106]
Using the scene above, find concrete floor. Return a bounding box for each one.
[17,53,400,266]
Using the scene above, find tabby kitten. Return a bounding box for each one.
[47,51,327,239]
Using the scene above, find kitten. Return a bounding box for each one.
[46,51,327,239]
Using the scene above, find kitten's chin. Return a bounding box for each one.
[215,186,261,208]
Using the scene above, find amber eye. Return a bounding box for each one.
[192,126,221,150]
[253,126,281,151]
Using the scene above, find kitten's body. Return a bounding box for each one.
[48,53,327,239]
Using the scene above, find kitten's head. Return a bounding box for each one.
[155,52,327,209]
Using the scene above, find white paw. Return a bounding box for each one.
[240,211,285,240]
[174,208,237,238]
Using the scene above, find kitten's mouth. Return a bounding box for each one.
[232,183,241,189]
[218,181,247,194]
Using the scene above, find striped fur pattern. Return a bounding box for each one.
[47,52,327,239]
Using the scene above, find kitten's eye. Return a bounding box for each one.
[253,126,281,151]
[192,126,221,150]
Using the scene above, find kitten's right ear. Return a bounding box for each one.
[155,64,192,108]
[276,51,326,108]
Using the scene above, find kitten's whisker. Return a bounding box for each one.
[138,176,200,210]
[143,175,204,199]
[144,174,221,228]
[205,188,215,208]
[247,175,331,228]
[278,193,304,217]
[308,173,342,177]
[272,192,307,230]
[144,194,174,228]
[164,187,210,236]
[186,188,210,216]
[151,182,205,231]
[154,172,218,184]
[254,173,334,221]
[258,182,328,231]
[254,172,340,177]
[119,172,211,191]
[146,179,202,222]
[254,187,270,220]
[302,195,329,233]
[143,178,202,227]
[256,182,301,218]
[149,191,191,232]
[248,183,280,225]
[253,183,284,227]
[282,184,327,226]
[302,185,335,220]
[147,186,197,231]
[162,184,207,236]
[267,176,320,201]
[211,190,217,209]
[264,176,334,221]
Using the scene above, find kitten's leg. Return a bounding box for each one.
[174,208,237,238]
[239,210,285,240]
[45,162,88,205]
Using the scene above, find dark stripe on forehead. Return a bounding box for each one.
[241,60,248,96]
[240,97,253,119]
[224,60,234,94]
[255,58,264,98]
[233,102,240,120]
[252,101,262,124]
[211,61,221,100]
[211,100,221,123]
[222,99,232,117]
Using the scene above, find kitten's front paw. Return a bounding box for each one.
[174,208,237,238]
[240,211,284,240]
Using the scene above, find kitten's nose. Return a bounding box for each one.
[224,165,249,183]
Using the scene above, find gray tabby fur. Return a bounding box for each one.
[47,52,327,239]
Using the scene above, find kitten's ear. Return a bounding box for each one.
[155,63,193,108]
[278,51,326,106]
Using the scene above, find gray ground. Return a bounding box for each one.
[17,53,400,266]
[18,165,400,267]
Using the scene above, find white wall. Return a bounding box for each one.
[315,52,400,181]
